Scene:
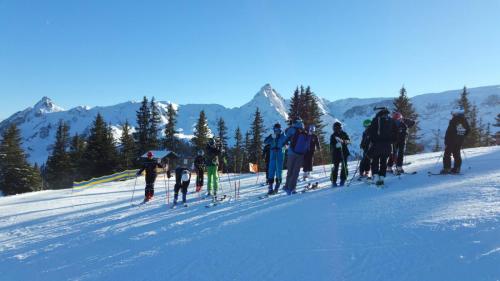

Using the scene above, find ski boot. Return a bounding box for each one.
[339,180,345,187]
[375,176,385,186]
[332,182,338,187]
[450,167,460,174]
[439,168,451,175]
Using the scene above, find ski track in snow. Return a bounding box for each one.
[0,147,499,281]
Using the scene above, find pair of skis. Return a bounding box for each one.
[205,194,229,208]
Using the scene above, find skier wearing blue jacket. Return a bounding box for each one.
[283,119,310,195]
[264,123,287,195]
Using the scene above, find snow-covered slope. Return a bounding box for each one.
[1,147,499,281]
[0,84,499,164]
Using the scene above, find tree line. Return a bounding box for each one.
[0,86,498,195]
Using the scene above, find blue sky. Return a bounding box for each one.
[1,0,499,120]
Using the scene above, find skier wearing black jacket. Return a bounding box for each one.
[262,144,271,185]
[367,108,398,186]
[441,109,470,174]
[359,119,372,179]
[194,150,205,192]
[330,122,350,186]
[137,151,164,201]
[168,166,191,207]
[302,125,321,181]
[387,112,416,174]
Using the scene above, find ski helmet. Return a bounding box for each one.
[208,138,216,146]
[307,125,316,134]
[363,119,372,128]
[197,150,204,156]
[392,112,403,120]
[147,151,154,158]
[273,122,282,132]
[333,121,342,130]
[181,170,190,183]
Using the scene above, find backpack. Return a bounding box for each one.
[290,130,310,155]
[373,115,395,142]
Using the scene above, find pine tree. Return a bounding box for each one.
[148,97,161,150]
[432,129,442,152]
[81,114,119,179]
[463,103,481,148]
[69,133,86,181]
[231,126,244,173]
[287,87,302,125]
[302,86,328,163]
[0,124,42,195]
[393,86,421,154]
[243,130,252,172]
[135,96,150,154]
[192,110,210,151]
[216,117,228,152]
[120,121,137,170]
[457,86,472,116]
[495,113,500,127]
[484,122,493,146]
[45,120,73,189]
[164,103,178,151]
[249,108,265,170]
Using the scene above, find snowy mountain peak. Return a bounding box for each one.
[244,84,289,120]
[33,97,64,114]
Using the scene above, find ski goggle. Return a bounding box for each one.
[273,127,281,133]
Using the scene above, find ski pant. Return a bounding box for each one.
[303,151,314,172]
[443,144,462,171]
[174,181,189,203]
[369,142,391,177]
[284,152,303,192]
[268,150,284,191]
[264,161,270,184]
[207,165,219,194]
[388,141,405,168]
[331,157,348,183]
[196,168,204,187]
[145,175,157,198]
[360,152,371,175]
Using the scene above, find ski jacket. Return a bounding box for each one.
[330,130,350,160]
[360,128,370,151]
[308,134,321,154]
[174,167,191,185]
[264,132,287,159]
[262,144,271,164]
[445,115,470,147]
[368,110,398,144]
[137,160,163,183]
[205,144,221,167]
[194,155,205,171]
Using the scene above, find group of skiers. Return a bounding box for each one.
[136,106,470,204]
[356,107,416,186]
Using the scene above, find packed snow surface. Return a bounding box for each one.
[1,147,499,281]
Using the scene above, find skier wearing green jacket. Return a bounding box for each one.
[205,138,222,199]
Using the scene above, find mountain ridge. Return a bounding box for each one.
[1,84,499,165]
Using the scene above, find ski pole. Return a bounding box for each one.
[130,175,138,205]
[347,156,361,187]
[163,168,168,205]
